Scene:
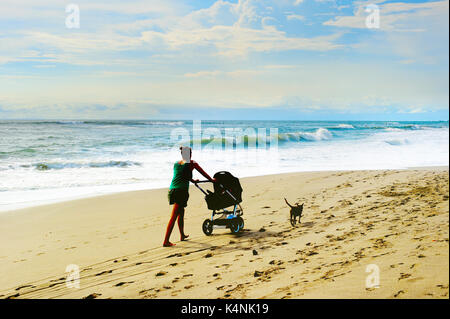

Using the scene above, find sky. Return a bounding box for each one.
[0,0,448,120]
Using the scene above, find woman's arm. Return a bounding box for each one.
[191,161,215,182]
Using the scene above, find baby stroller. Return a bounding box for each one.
[193,171,244,235]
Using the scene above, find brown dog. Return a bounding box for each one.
[285,198,304,226]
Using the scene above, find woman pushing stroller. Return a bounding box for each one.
[163,146,215,247]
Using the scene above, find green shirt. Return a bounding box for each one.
[169,162,192,190]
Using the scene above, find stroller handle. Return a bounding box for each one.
[193,180,212,184]
[193,179,238,203]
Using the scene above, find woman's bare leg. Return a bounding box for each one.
[177,207,189,241]
[163,203,180,247]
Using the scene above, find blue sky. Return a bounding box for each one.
[0,0,448,120]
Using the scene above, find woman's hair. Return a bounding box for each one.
[179,146,192,154]
[180,146,192,161]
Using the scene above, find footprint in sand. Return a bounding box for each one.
[399,273,412,280]
[216,263,231,269]
[275,242,288,246]
[114,281,134,287]
[15,284,35,291]
[254,270,263,277]
[171,290,181,296]
[13,259,27,263]
[306,251,318,256]
[139,288,154,294]
[84,293,101,299]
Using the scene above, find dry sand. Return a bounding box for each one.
[0,167,448,299]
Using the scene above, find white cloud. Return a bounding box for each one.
[184,69,264,78]
[287,14,305,21]
[137,0,342,56]
[184,70,223,78]
[0,0,344,67]
[141,25,342,57]
[2,59,446,115]
[409,108,425,114]
[263,64,298,69]
[0,0,183,18]
[0,0,447,117]
[324,0,449,64]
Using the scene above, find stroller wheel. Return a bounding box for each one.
[202,219,213,236]
[236,217,244,232]
[229,219,240,234]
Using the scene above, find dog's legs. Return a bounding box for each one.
[290,213,296,227]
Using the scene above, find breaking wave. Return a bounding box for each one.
[33,161,142,171]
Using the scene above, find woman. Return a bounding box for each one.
[163,146,215,247]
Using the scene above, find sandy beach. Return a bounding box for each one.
[0,167,448,299]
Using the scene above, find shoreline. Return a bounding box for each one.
[0,167,448,298]
[1,165,448,214]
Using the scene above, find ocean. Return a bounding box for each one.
[0,120,448,211]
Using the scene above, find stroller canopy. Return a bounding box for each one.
[213,171,243,203]
[205,171,242,210]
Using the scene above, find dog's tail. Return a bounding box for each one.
[284,198,294,208]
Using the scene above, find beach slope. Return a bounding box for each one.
[0,168,448,299]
